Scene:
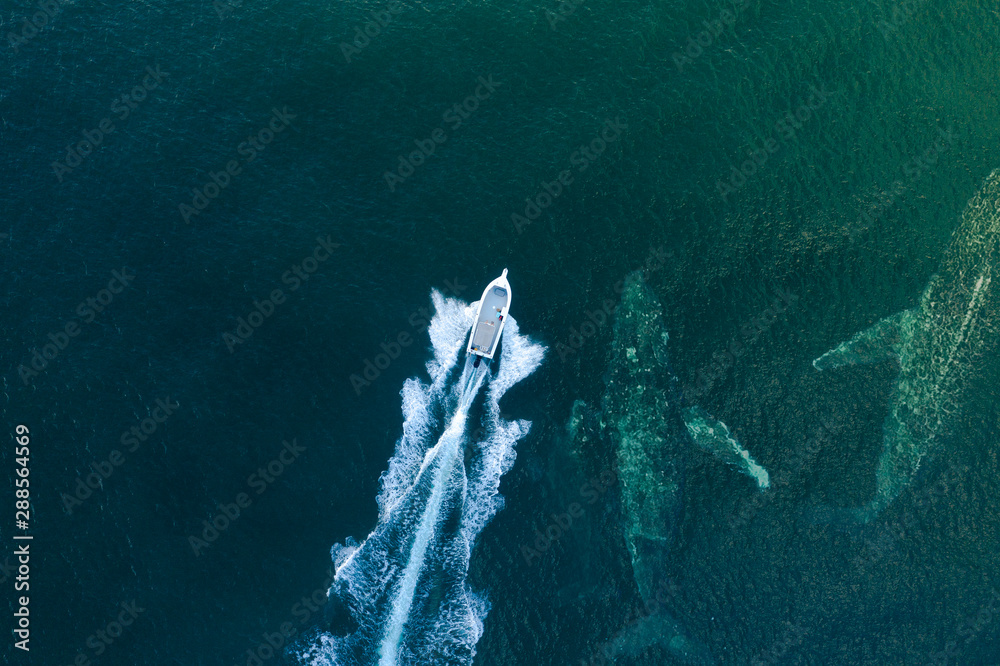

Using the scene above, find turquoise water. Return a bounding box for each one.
[2,0,1000,663]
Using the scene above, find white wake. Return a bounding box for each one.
[300,289,545,666]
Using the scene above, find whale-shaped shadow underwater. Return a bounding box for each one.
[807,168,1000,525]
[570,272,770,664]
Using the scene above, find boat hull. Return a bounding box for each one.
[467,269,511,360]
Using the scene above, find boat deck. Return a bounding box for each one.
[469,285,508,356]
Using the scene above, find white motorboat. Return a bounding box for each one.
[467,269,511,366]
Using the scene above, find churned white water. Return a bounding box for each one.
[300,290,545,665]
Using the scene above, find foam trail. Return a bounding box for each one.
[300,291,545,666]
[379,363,485,665]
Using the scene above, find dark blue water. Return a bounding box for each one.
[2,0,1000,664]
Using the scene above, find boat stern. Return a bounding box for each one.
[467,269,512,360]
